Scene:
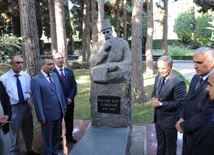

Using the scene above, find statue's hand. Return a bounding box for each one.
[104,40,112,52]
[107,64,118,72]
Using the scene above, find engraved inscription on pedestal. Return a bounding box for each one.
[97,96,121,114]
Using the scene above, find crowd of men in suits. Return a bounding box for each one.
[152,47,214,155]
[0,53,77,155]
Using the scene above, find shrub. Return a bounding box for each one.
[195,13,212,38]
[0,35,22,66]
[173,8,195,41]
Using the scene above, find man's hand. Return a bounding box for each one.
[107,64,118,72]
[67,98,72,105]
[151,97,161,108]
[175,118,184,133]
[0,115,9,126]
[40,120,46,125]
[104,40,112,52]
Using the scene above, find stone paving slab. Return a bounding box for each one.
[69,125,131,155]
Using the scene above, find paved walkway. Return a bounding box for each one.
[173,60,195,82]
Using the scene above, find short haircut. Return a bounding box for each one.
[194,47,214,60]
[157,55,173,66]
[38,56,52,66]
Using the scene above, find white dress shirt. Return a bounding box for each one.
[0,69,31,105]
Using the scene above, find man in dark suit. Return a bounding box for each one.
[151,55,186,155]
[53,52,77,143]
[0,81,11,155]
[191,71,214,155]
[175,47,214,155]
[31,56,67,155]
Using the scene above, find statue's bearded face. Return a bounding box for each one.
[101,29,112,40]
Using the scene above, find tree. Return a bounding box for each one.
[54,0,68,66]
[18,0,40,76]
[123,0,127,40]
[48,0,57,54]
[194,0,214,12]
[91,0,98,47]
[131,0,147,103]
[82,0,91,61]
[146,0,154,76]
[162,0,168,55]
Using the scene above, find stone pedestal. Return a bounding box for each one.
[90,80,132,128]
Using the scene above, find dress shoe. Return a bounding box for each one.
[25,149,41,155]
[66,137,77,143]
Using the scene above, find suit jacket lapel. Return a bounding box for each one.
[194,119,214,147]
[186,77,208,101]
[39,72,55,92]
[158,73,174,97]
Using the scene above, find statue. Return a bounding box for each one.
[89,19,132,83]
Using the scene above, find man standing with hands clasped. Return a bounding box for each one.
[175,47,214,155]
[31,56,67,155]
[0,55,40,155]
[151,55,186,155]
[53,52,77,143]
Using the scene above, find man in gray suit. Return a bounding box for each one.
[31,56,67,155]
[151,55,186,155]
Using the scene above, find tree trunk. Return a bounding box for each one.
[82,0,91,61]
[91,0,98,47]
[97,0,104,21]
[123,0,127,40]
[131,0,147,103]
[146,0,154,76]
[18,0,40,76]
[116,0,120,37]
[54,0,68,67]
[162,0,168,55]
[97,0,104,41]
[48,0,57,55]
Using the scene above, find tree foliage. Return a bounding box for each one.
[195,13,212,38]
[173,8,195,41]
[0,35,22,66]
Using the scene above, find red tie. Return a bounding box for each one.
[60,68,66,83]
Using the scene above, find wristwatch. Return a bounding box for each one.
[159,102,162,106]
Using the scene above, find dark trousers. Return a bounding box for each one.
[155,123,177,155]
[41,118,62,155]
[64,107,74,138]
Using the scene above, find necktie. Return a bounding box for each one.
[60,68,66,83]
[159,77,166,92]
[47,74,56,90]
[195,77,203,90]
[14,74,25,103]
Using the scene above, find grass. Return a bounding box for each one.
[73,68,190,124]
[154,45,194,56]
[74,69,155,124]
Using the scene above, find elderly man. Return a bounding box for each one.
[151,55,186,155]
[89,19,132,83]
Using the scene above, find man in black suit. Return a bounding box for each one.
[191,71,214,155]
[175,47,214,155]
[0,81,11,155]
[151,55,186,155]
[53,53,77,143]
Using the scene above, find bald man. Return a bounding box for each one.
[0,56,40,155]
